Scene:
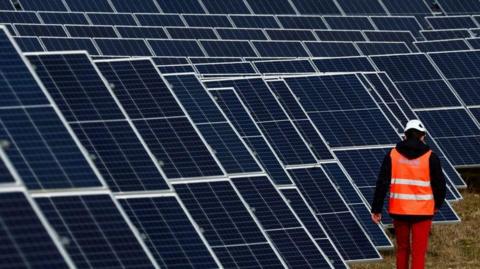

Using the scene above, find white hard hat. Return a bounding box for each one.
[404,119,426,133]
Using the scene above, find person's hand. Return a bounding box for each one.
[371,213,382,224]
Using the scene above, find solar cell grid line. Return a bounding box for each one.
[355,41,411,56]
[63,0,114,12]
[283,73,400,148]
[335,0,388,15]
[275,15,328,29]
[65,25,119,38]
[209,88,294,185]
[230,176,335,268]
[0,11,41,24]
[14,23,68,37]
[363,30,418,52]
[414,39,472,52]
[25,52,171,192]
[34,192,161,268]
[229,15,281,29]
[420,29,472,41]
[312,56,376,72]
[155,0,206,13]
[0,147,17,184]
[0,26,105,190]
[166,26,218,40]
[200,40,258,57]
[38,11,90,25]
[135,13,185,27]
[173,180,289,268]
[94,38,154,56]
[183,14,233,28]
[288,0,341,15]
[13,36,45,52]
[40,37,99,55]
[253,59,317,74]
[17,0,68,11]
[304,41,361,57]
[436,0,480,14]
[314,30,366,41]
[151,56,189,65]
[466,37,480,49]
[115,26,167,39]
[110,0,161,13]
[189,57,244,64]
[265,29,318,41]
[92,58,226,179]
[117,194,222,268]
[215,27,269,40]
[425,15,479,30]
[148,39,206,57]
[205,78,319,166]
[380,0,432,15]
[194,62,258,75]
[369,16,424,38]
[287,167,382,262]
[245,0,297,14]
[157,64,196,74]
[323,16,376,30]
[86,12,138,26]
[201,0,252,14]
[252,40,310,57]
[162,73,263,175]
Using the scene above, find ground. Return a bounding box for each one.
[351,171,480,269]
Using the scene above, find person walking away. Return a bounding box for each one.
[371,119,446,269]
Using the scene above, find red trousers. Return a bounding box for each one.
[393,219,432,269]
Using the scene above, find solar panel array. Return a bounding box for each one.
[0,0,477,268]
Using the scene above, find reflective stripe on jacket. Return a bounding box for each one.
[388,148,435,215]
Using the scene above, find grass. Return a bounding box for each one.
[351,171,480,269]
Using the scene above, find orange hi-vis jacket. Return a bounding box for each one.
[388,148,435,215]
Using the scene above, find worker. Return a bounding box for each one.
[371,119,446,269]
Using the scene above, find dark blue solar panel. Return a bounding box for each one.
[246,0,296,14]
[324,16,375,30]
[290,0,340,14]
[305,41,360,57]
[416,109,480,138]
[0,0,13,10]
[440,155,468,187]
[120,196,219,268]
[94,38,152,56]
[426,16,477,29]
[41,37,99,55]
[36,195,154,268]
[216,28,268,40]
[135,14,185,27]
[18,0,67,11]
[437,0,480,14]
[149,40,205,57]
[0,11,40,24]
[254,59,316,74]
[230,15,280,28]
[429,51,480,79]
[197,123,261,174]
[421,29,471,40]
[313,56,375,72]
[214,244,284,269]
[357,42,411,55]
[370,17,423,38]
[266,29,317,41]
[267,228,332,268]
[134,117,224,178]
[156,0,205,13]
[110,0,160,12]
[322,163,364,205]
[157,64,195,74]
[381,0,432,15]
[184,15,232,27]
[13,36,43,52]
[166,27,217,40]
[349,203,392,247]
[0,192,69,268]
[151,57,189,65]
[195,62,256,75]
[201,40,257,57]
[466,38,480,49]
[38,12,89,25]
[66,25,118,38]
[64,0,114,12]
[15,24,67,37]
[336,0,387,14]
[0,150,14,183]
[253,41,310,57]
[26,53,124,122]
[202,0,251,14]
[116,26,167,39]
[87,12,136,26]
[371,54,443,82]
[71,121,168,192]
[435,136,480,166]
[364,30,417,51]
[415,39,470,52]
[315,30,366,41]
[276,16,328,29]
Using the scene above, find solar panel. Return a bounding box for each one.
[38,11,89,25]
[324,16,375,30]
[65,25,118,38]
[166,27,217,40]
[14,24,67,37]
[64,0,114,12]
[276,16,328,29]
[119,196,220,268]
[157,64,195,74]
[426,15,478,29]
[421,29,471,40]
[86,12,137,26]
[174,181,285,268]
[356,41,411,55]
[202,0,251,14]
[414,39,471,52]
[312,56,376,73]
[305,41,360,57]
[229,15,281,28]
[288,168,381,261]
[155,0,205,13]
[381,0,432,15]
[253,41,310,57]
[370,16,424,38]
[289,0,341,15]
[254,59,316,74]
[135,14,185,27]
[466,37,480,48]
[184,15,233,28]
[116,26,167,39]
[437,0,480,14]
[94,38,153,56]
[216,28,268,40]
[336,0,387,15]
[315,30,366,41]
[40,37,98,54]
[245,0,296,14]
[0,191,71,268]
[13,36,43,52]
[364,30,418,51]
[110,0,160,13]
[18,0,67,11]
[0,11,40,24]
[266,29,317,41]
[201,40,257,57]
[190,57,242,63]
[0,0,14,10]
[36,194,157,268]
[148,39,205,57]
[231,176,333,268]
[195,62,257,75]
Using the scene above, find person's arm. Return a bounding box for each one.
[371,152,392,214]
[430,152,446,210]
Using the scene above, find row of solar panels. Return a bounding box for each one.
[0,0,475,16]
